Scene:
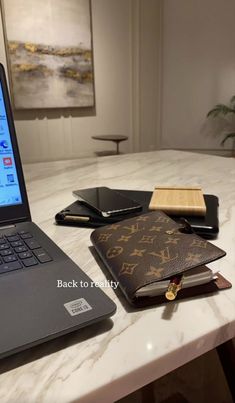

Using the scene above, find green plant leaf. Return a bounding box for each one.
[207,107,222,117]
[230,95,235,105]
[207,104,235,117]
[221,132,235,146]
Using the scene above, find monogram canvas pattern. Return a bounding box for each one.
[91,211,226,300]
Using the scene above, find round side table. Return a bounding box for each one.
[92,135,128,155]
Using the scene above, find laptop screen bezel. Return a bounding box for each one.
[0,64,31,225]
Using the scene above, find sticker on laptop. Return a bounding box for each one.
[64,298,92,316]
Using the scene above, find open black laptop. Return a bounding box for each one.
[0,64,116,359]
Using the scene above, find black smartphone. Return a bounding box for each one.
[72,187,142,217]
[56,190,219,239]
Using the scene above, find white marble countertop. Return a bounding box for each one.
[0,150,234,403]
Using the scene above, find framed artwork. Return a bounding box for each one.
[1,0,95,109]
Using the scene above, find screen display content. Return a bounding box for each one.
[0,83,22,207]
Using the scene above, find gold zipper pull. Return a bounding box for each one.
[165,275,182,301]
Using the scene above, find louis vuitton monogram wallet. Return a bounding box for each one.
[90,210,231,306]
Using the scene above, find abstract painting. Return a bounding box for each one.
[1,0,94,109]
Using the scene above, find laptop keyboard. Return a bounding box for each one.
[0,230,53,275]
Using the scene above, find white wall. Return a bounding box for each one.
[0,0,132,162]
[0,0,162,162]
[4,0,234,161]
[138,0,162,151]
[161,0,235,153]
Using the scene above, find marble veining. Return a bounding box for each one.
[0,150,234,403]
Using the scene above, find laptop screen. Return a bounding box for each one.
[0,83,22,207]
[0,64,30,224]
